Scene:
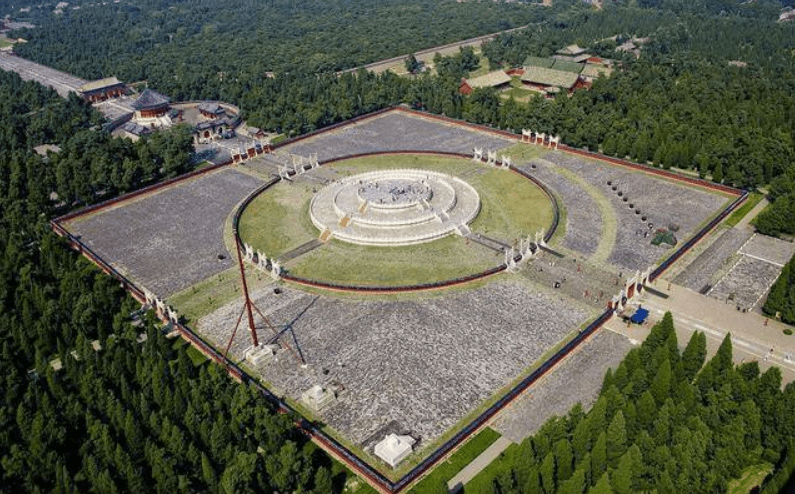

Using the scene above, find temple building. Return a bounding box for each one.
[132,89,171,125]
[78,77,127,103]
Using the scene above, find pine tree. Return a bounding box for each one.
[680,331,707,382]
[591,432,607,481]
[651,359,672,405]
[611,444,641,494]
[590,472,613,494]
[555,438,574,483]
[607,411,628,468]
[558,466,586,494]
[540,452,556,494]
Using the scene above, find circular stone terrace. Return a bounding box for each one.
[310,169,481,246]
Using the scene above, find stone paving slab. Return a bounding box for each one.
[709,256,783,310]
[68,169,264,297]
[199,280,588,450]
[517,159,603,258]
[740,233,795,266]
[492,329,634,443]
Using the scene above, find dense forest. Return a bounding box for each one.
[11,0,793,233]
[764,255,795,325]
[466,314,795,493]
[8,0,545,91]
[0,69,349,493]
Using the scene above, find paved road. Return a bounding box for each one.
[340,24,531,75]
[0,52,86,97]
[606,281,795,383]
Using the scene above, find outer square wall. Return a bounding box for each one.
[66,169,264,297]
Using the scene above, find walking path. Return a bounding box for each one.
[736,197,769,229]
[447,436,513,493]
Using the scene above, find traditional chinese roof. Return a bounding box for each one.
[131,89,170,110]
[78,77,122,93]
[551,59,584,74]
[198,102,225,115]
[521,66,579,89]
[120,122,152,136]
[557,44,587,56]
[523,56,555,69]
[465,70,511,89]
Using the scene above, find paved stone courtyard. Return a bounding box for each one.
[518,152,728,272]
[673,227,752,293]
[199,280,589,451]
[706,233,795,311]
[281,111,514,162]
[60,110,763,473]
[67,169,263,297]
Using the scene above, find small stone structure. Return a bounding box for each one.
[245,344,278,366]
[301,384,336,412]
[374,433,416,468]
[310,169,480,246]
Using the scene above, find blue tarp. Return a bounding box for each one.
[631,308,649,324]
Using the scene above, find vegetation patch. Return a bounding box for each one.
[408,428,501,494]
[168,267,271,323]
[725,192,764,227]
[727,462,774,494]
[286,235,498,286]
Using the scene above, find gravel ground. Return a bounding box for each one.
[673,228,752,293]
[516,159,603,258]
[541,152,728,272]
[198,280,588,450]
[68,169,263,297]
[520,251,622,310]
[493,329,634,443]
[279,111,514,161]
[709,256,783,310]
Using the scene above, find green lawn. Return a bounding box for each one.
[168,267,272,323]
[238,182,318,258]
[468,167,554,240]
[408,428,501,494]
[727,462,773,494]
[287,235,500,286]
[461,442,520,493]
[725,192,764,227]
[0,39,13,49]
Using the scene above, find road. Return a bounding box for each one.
[605,281,795,383]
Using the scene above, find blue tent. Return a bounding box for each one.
[630,307,649,324]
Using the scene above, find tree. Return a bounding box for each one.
[680,331,707,382]
[606,411,627,468]
[651,359,672,405]
[591,432,607,482]
[405,54,421,75]
[540,452,556,494]
[590,472,613,494]
[555,438,574,483]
